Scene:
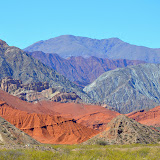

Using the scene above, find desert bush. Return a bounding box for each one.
[96,140,108,146]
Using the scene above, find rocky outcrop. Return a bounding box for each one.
[85,115,160,145]
[0,77,84,103]
[22,82,49,92]
[84,63,160,113]
[24,35,160,63]
[1,77,49,93]
[29,52,145,87]
[1,77,22,92]
[0,77,51,102]
[0,100,98,144]
[128,106,160,128]
[0,40,95,104]
[0,101,39,145]
[51,92,82,103]
[0,40,9,54]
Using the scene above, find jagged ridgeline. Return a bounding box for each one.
[0,40,94,103]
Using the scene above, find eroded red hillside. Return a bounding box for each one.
[38,102,120,131]
[0,90,119,131]
[127,106,160,127]
[0,90,58,115]
[0,100,98,144]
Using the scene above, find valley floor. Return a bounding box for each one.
[0,143,160,160]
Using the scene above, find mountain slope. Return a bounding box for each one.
[29,51,145,87]
[0,77,82,103]
[85,115,160,145]
[0,40,94,103]
[0,99,98,144]
[128,106,160,128]
[84,63,160,113]
[24,35,160,63]
[0,89,119,131]
[0,101,39,145]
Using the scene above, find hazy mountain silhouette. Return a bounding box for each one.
[24,35,160,63]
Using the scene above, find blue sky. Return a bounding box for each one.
[0,0,160,49]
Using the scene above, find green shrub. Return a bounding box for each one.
[96,140,108,146]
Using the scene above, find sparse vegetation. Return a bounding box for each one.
[96,140,108,146]
[0,143,160,160]
[1,129,7,134]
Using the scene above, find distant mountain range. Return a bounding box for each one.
[0,40,94,103]
[24,35,160,63]
[2,35,160,146]
[29,51,145,87]
[1,38,160,114]
[84,63,160,113]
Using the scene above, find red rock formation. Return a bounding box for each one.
[40,102,120,131]
[0,90,119,131]
[0,100,98,144]
[0,102,39,145]
[127,106,160,127]
[0,90,58,114]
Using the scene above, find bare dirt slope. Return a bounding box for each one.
[128,106,160,128]
[0,89,119,131]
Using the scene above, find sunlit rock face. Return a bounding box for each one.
[84,63,160,113]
